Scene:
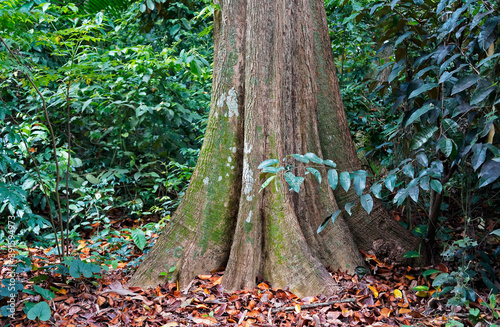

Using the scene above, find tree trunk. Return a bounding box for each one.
[128,0,421,297]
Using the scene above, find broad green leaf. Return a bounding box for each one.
[411,126,438,150]
[371,183,383,199]
[416,153,428,167]
[431,180,442,194]
[471,145,487,171]
[258,159,279,169]
[131,229,146,250]
[259,175,276,192]
[393,188,408,206]
[451,75,480,95]
[360,194,373,214]
[420,175,430,191]
[408,186,419,203]
[190,60,203,76]
[471,86,496,105]
[404,104,435,127]
[306,167,321,184]
[323,159,336,168]
[439,138,453,157]
[394,31,413,47]
[85,174,100,185]
[33,286,55,301]
[139,3,146,12]
[304,152,323,164]
[422,269,441,278]
[353,173,366,196]
[432,273,450,287]
[290,154,309,163]
[402,163,415,178]
[27,301,51,321]
[479,160,500,188]
[327,169,338,191]
[284,172,305,193]
[146,0,155,10]
[490,229,500,237]
[409,83,438,99]
[339,171,351,192]
[385,174,396,192]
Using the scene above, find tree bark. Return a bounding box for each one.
[129,0,421,297]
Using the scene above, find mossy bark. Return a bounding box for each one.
[129,0,420,297]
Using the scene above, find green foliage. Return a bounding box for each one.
[26,301,51,321]
[1,0,211,244]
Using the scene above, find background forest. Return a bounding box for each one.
[1,0,499,325]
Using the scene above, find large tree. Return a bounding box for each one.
[129,0,420,297]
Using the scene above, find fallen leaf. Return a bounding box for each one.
[368,285,379,298]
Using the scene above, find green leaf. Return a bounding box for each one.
[190,60,203,76]
[403,251,420,258]
[471,145,487,171]
[339,171,351,192]
[490,229,500,237]
[371,183,383,199]
[85,174,100,185]
[259,175,276,192]
[412,285,429,291]
[146,0,155,10]
[168,266,176,273]
[323,159,336,168]
[420,175,430,191]
[360,194,373,214]
[284,172,304,193]
[431,180,442,194]
[353,173,366,196]
[385,174,396,192]
[416,153,428,167]
[408,185,419,203]
[290,154,309,163]
[258,159,279,169]
[304,152,323,164]
[402,163,414,178]
[432,273,450,287]
[327,169,338,191]
[471,86,496,105]
[306,167,321,184]
[409,83,438,99]
[451,75,480,95]
[479,160,500,188]
[345,202,356,215]
[440,138,453,157]
[27,301,51,321]
[394,31,413,47]
[411,126,438,150]
[422,269,441,278]
[33,285,55,301]
[139,3,146,12]
[131,229,146,250]
[405,104,435,127]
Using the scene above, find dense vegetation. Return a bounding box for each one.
[1,0,499,324]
